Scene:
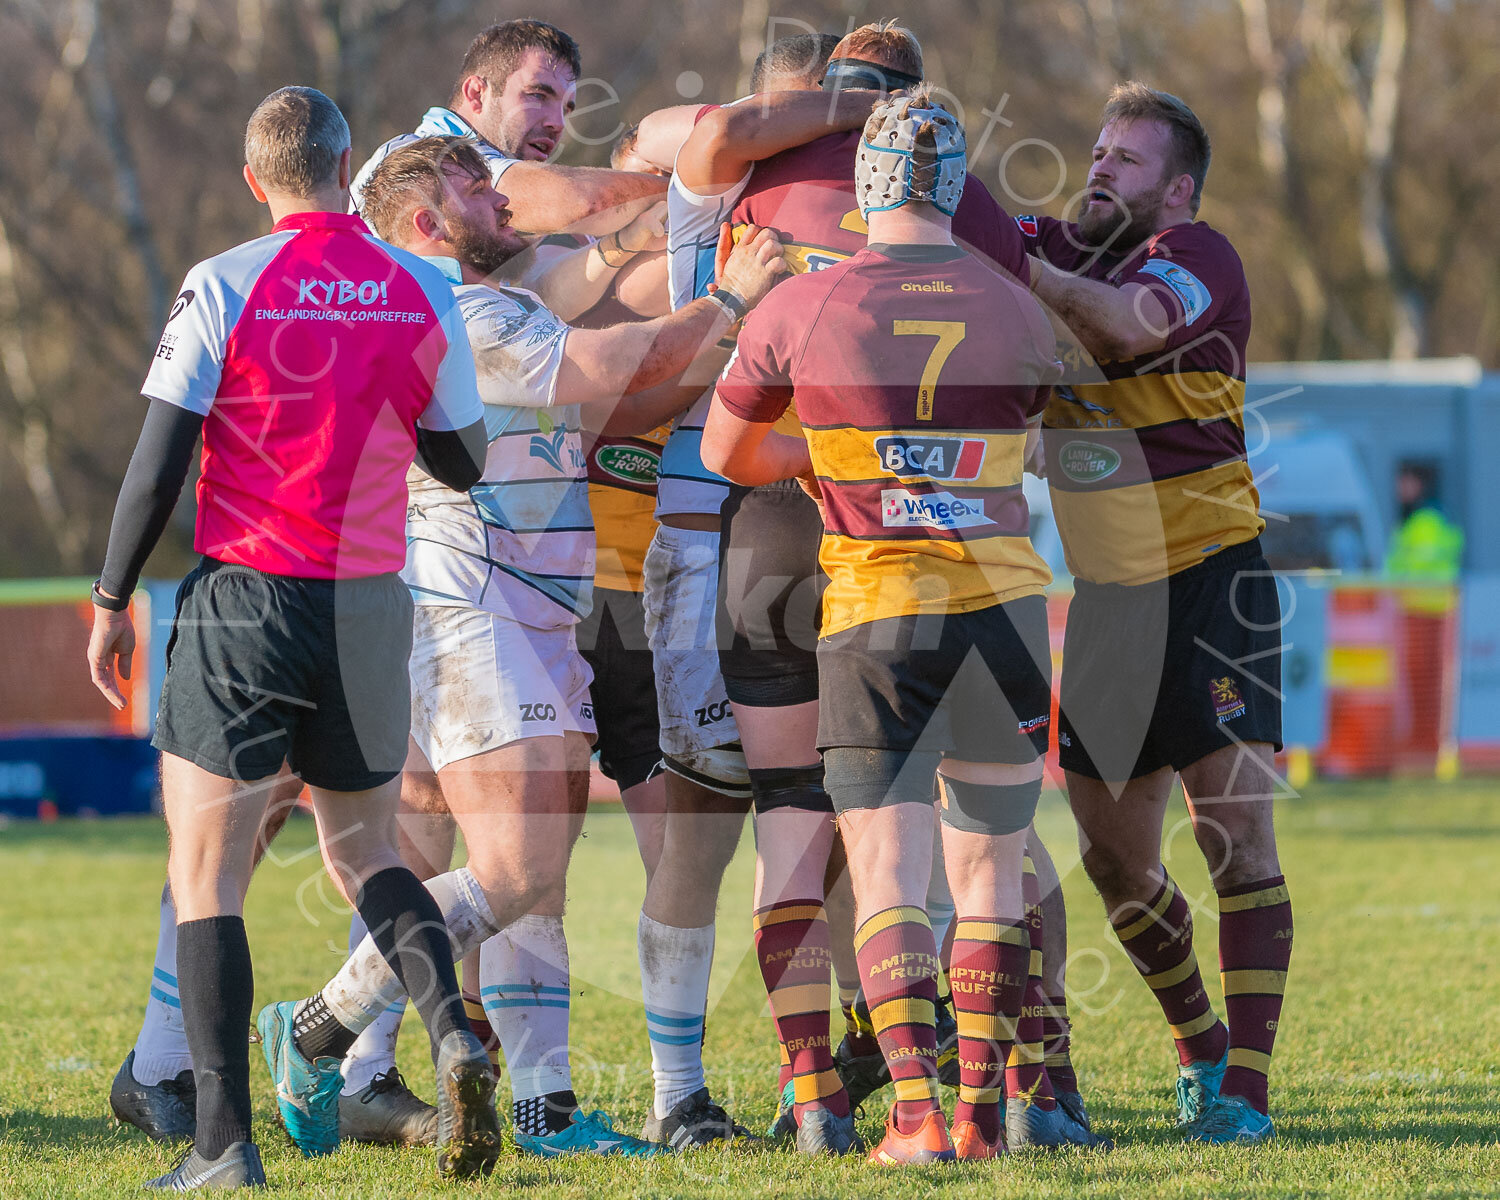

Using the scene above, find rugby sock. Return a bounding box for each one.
[131,882,193,1084]
[1216,875,1293,1114]
[479,915,576,1133]
[950,917,1029,1144]
[838,985,881,1058]
[316,867,500,1038]
[637,913,713,1118]
[1043,995,1080,1094]
[1112,875,1229,1067]
[462,946,501,1079]
[753,900,847,1119]
[1007,859,1056,1110]
[777,1042,794,1095]
[853,906,941,1133]
[176,917,253,1161]
[339,915,406,1096]
[354,867,469,1054]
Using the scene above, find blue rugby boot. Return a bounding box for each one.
[255,1001,341,1156]
[1184,1094,1275,1144]
[515,1108,666,1157]
[1175,1048,1229,1130]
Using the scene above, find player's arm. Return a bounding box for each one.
[633,103,706,172]
[560,224,786,407]
[677,89,882,191]
[502,201,668,321]
[498,161,667,236]
[701,403,811,486]
[88,399,203,708]
[1028,254,1171,362]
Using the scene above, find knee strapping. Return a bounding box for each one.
[936,775,1041,836]
[822,746,940,813]
[748,763,833,814]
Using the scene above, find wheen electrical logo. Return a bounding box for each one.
[875,435,986,481]
[881,488,994,531]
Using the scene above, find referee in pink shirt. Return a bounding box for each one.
[86,87,495,1189]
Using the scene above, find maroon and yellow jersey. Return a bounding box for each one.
[1019,215,1258,585]
[585,424,668,592]
[717,244,1057,637]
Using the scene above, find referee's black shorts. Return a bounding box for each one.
[152,557,413,791]
[716,479,825,708]
[1058,537,1284,781]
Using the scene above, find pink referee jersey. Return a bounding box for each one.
[142,211,482,579]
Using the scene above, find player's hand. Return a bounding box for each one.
[617,200,668,254]
[88,604,136,711]
[714,223,787,311]
[795,471,826,516]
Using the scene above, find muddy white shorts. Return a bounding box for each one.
[409,606,596,773]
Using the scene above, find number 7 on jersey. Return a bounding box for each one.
[893,320,966,421]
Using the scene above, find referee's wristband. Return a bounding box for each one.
[706,288,748,324]
[91,579,130,612]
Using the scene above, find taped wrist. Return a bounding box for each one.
[748,763,833,815]
[936,774,1041,836]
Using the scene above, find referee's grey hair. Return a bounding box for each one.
[244,87,351,197]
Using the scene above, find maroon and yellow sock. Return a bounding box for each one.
[838,984,881,1058]
[853,905,941,1133]
[1007,857,1056,1109]
[1112,875,1229,1066]
[776,1041,793,1094]
[754,901,847,1119]
[1042,995,1080,1094]
[461,990,501,1078]
[1216,875,1293,1114]
[949,917,1029,1143]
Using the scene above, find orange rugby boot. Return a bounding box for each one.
[868,1105,956,1166]
[950,1118,1006,1160]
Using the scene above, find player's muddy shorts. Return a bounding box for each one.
[817,596,1053,763]
[153,557,411,791]
[577,585,664,792]
[716,479,824,707]
[408,606,595,774]
[1058,536,1283,781]
[642,523,750,797]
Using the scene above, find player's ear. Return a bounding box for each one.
[337,147,352,191]
[458,73,488,115]
[242,164,269,205]
[1166,171,1195,213]
[412,205,444,245]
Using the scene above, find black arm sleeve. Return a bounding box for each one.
[97,398,204,599]
[414,418,487,492]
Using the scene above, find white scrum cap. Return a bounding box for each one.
[855,92,967,218]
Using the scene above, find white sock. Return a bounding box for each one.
[339,913,407,1095]
[322,867,500,1031]
[637,912,713,1118]
[480,915,572,1103]
[131,883,193,1084]
[927,832,957,953]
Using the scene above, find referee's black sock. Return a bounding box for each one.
[176,916,255,1159]
[354,866,469,1053]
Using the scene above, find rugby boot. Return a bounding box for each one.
[766,1078,797,1142]
[1183,1095,1275,1144]
[110,1051,196,1143]
[832,1034,890,1112]
[1056,1088,1094,1132]
[514,1108,666,1157]
[433,1030,502,1179]
[144,1141,266,1190]
[950,1118,1006,1160]
[641,1087,757,1149]
[867,1104,955,1166]
[255,1001,341,1156]
[1006,1095,1113,1150]
[1176,1049,1229,1130]
[338,1069,437,1147]
[794,1107,863,1157]
[934,992,961,1090]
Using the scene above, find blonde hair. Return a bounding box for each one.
[830,19,923,80]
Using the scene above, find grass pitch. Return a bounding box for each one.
[2,780,1498,1198]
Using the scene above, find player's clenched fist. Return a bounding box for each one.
[712,222,787,311]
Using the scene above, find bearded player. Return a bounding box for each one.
[1022,83,1291,1144]
[703,93,1083,1164]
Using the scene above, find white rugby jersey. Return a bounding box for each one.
[403,259,592,629]
[352,108,518,215]
[657,118,753,520]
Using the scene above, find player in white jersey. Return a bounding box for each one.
[258,135,786,1159]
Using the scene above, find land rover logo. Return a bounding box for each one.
[1059,442,1121,483]
[596,443,660,486]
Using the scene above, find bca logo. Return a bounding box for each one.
[874,435,985,481]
